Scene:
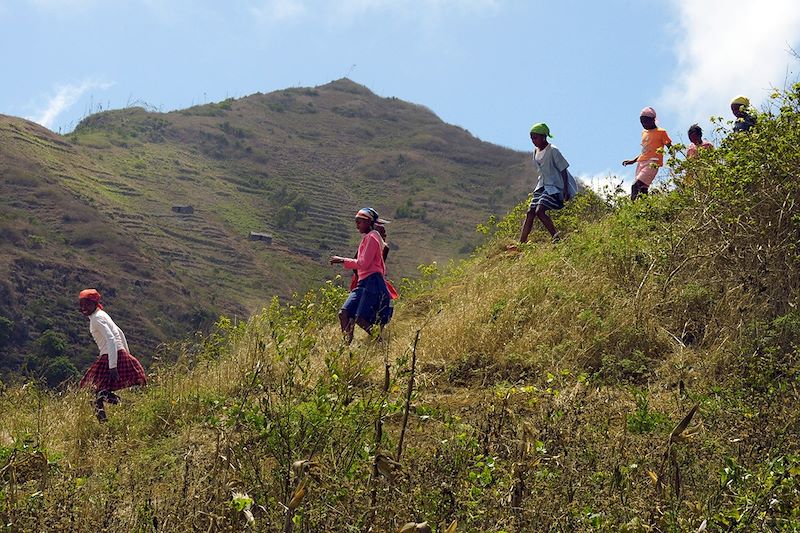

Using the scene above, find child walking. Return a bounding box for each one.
[519,123,573,244]
[730,95,756,133]
[330,208,392,344]
[686,124,713,159]
[623,107,672,200]
[78,289,147,422]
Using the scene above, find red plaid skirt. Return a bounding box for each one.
[80,349,147,391]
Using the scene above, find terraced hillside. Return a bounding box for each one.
[0,78,533,382]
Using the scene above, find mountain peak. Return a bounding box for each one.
[318,77,375,96]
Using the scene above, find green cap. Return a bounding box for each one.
[529,122,553,138]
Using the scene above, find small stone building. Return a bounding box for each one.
[249,232,273,244]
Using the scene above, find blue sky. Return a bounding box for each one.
[2,0,799,190]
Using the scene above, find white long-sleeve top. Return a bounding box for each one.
[88,309,129,369]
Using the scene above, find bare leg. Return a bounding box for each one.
[339,310,355,344]
[535,207,557,237]
[355,317,373,338]
[631,180,649,201]
[519,210,536,243]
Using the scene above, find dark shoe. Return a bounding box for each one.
[105,391,121,405]
[95,397,107,423]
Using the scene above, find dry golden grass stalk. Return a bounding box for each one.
[444,519,458,533]
[287,479,308,510]
[669,404,699,443]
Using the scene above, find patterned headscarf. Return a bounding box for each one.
[355,207,390,225]
[355,207,379,222]
[78,288,103,310]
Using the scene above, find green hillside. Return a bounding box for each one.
[0,78,531,381]
[1,86,798,531]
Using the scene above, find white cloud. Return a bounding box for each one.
[576,170,629,197]
[661,0,800,128]
[30,79,114,129]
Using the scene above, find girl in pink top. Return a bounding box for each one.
[330,208,391,343]
[686,124,713,158]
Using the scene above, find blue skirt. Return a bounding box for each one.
[530,187,564,211]
[342,272,391,326]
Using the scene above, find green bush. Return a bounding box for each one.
[669,84,800,316]
[42,356,78,387]
[395,198,426,220]
[35,329,67,358]
[275,205,297,228]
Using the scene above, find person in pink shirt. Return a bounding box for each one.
[330,207,391,343]
[623,106,672,200]
[686,124,713,158]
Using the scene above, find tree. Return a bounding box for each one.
[275,205,297,228]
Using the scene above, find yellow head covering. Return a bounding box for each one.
[731,95,750,107]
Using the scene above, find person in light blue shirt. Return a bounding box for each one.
[519,123,574,243]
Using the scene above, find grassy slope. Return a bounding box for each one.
[0,78,531,379]
[2,86,799,532]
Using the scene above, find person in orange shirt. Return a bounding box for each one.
[623,107,672,200]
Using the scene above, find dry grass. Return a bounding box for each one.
[3,91,800,530]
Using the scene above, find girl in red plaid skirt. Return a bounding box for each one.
[78,289,146,421]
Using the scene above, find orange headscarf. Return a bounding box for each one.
[78,288,103,310]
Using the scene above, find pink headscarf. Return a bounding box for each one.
[640,106,657,119]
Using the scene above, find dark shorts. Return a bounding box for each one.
[342,272,391,326]
[530,188,564,211]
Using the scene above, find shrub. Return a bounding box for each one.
[275,205,297,228]
[669,84,800,316]
[42,356,78,387]
[35,329,67,358]
[395,198,426,220]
